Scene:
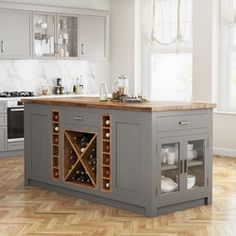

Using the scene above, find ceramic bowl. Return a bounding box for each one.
[161,176,178,193]
[187,175,196,189]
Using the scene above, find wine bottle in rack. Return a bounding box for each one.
[105,119,110,126]
[105,132,110,138]
[105,182,110,189]
[54,126,59,132]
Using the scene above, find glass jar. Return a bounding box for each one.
[99,82,108,101]
[118,75,128,95]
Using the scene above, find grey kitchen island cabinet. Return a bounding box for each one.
[23,97,216,217]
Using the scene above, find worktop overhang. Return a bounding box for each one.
[22,97,216,112]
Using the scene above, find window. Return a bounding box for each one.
[219,0,236,111]
[150,0,193,102]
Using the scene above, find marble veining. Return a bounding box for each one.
[0,59,109,95]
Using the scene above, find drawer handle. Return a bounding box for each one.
[178,121,191,125]
[74,116,84,121]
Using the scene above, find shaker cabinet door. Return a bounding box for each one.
[0,9,31,58]
[79,15,106,59]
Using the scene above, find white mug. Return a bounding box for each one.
[167,152,176,165]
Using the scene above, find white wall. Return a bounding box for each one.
[110,0,236,157]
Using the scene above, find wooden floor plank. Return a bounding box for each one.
[0,156,236,236]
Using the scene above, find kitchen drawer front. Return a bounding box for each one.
[8,141,24,150]
[157,113,209,132]
[0,114,7,126]
[61,110,99,127]
[0,102,7,113]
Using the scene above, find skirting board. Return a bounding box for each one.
[213,147,236,158]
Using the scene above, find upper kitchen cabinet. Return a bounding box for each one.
[33,13,78,59]
[79,15,106,59]
[33,12,56,58]
[0,9,31,58]
[57,15,78,58]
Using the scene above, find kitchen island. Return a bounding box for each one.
[23,96,216,217]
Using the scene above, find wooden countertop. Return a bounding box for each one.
[22,96,216,112]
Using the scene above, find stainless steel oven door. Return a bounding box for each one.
[7,106,24,140]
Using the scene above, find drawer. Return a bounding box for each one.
[157,113,209,132]
[0,102,7,113]
[8,141,24,151]
[61,110,99,127]
[0,114,7,126]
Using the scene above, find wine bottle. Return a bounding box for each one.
[105,169,110,176]
[105,133,110,138]
[105,144,110,152]
[105,157,110,164]
[53,114,59,122]
[53,136,59,144]
[105,119,110,126]
[80,148,85,153]
[54,126,59,132]
[105,182,110,189]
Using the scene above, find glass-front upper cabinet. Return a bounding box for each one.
[57,15,78,58]
[33,13,56,58]
[33,13,78,58]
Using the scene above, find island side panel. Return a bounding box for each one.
[24,104,52,185]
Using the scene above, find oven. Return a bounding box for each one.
[7,105,24,142]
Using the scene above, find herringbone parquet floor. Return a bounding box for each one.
[0,156,235,236]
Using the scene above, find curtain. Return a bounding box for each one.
[152,0,192,51]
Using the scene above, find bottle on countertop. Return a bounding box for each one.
[99,82,108,101]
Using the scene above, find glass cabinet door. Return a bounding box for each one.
[186,138,206,190]
[160,142,181,195]
[57,15,78,58]
[33,13,56,57]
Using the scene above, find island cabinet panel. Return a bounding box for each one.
[111,112,149,206]
[24,105,51,184]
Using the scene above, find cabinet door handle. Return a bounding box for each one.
[184,160,188,173]
[1,41,4,53]
[81,43,84,55]
[178,121,191,125]
[180,160,184,173]
[74,116,84,121]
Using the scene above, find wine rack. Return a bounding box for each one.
[52,110,60,179]
[64,130,97,188]
[101,115,112,192]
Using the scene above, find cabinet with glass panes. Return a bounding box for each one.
[157,134,209,207]
[33,13,78,58]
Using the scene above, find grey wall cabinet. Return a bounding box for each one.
[0,9,31,58]
[79,15,106,59]
[24,105,51,184]
[0,101,7,151]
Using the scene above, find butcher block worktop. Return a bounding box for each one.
[22,96,216,112]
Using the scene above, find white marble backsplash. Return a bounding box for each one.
[0,59,109,95]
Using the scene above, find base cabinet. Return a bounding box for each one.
[24,104,213,217]
[24,105,51,183]
[111,112,147,205]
